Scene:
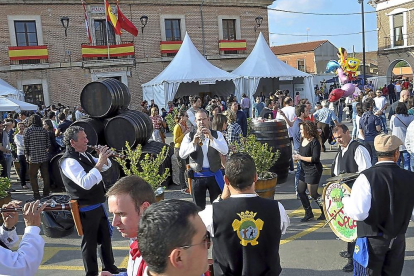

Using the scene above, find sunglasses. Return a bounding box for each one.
[179,231,211,250]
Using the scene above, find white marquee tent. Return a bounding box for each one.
[142,33,241,109]
[0,79,24,101]
[232,33,316,105]
[0,96,38,112]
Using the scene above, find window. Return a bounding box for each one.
[165,19,181,41]
[14,21,38,46]
[222,19,237,54]
[297,59,305,71]
[94,20,116,45]
[393,13,404,46]
[23,84,44,105]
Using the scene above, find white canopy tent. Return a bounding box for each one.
[232,33,316,106]
[142,33,241,109]
[0,96,38,112]
[0,79,24,101]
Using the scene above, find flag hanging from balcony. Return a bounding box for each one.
[105,0,122,35]
[81,1,92,43]
[117,0,138,36]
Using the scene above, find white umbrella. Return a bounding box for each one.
[0,96,38,112]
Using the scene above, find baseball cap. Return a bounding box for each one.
[374,134,403,152]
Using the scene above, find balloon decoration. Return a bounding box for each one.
[326,47,361,102]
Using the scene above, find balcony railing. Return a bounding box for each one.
[218,39,246,54]
[383,35,414,50]
[8,45,49,65]
[160,41,182,54]
[81,42,135,60]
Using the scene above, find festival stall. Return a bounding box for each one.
[142,33,241,109]
[0,79,24,101]
[232,32,315,106]
[0,96,38,112]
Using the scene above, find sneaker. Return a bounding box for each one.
[288,170,295,174]
[181,188,190,195]
[342,261,353,272]
[21,185,29,190]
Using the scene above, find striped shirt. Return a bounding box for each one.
[313,107,337,125]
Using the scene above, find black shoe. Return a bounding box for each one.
[342,261,353,272]
[317,213,326,220]
[339,251,352,258]
[300,208,314,222]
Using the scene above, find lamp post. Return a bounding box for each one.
[358,0,366,86]
[60,17,69,37]
[140,15,148,58]
[254,16,263,33]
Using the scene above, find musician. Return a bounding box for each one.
[100,175,155,276]
[199,153,289,276]
[179,109,228,210]
[342,134,414,275]
[0,200,46,275]
[59,126,120,276]
[331,124,372,273]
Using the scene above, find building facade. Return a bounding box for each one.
[374,0,414,81]
[0,0,273,109]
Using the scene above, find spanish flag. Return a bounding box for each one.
[105,0,121,35]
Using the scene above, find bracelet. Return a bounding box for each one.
[2,224,16,231]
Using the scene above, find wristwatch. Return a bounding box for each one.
[2,224,16,231]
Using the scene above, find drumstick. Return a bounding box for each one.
[323,207,343,228]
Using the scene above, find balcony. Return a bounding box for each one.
[218,39,246,54]
[160,41,182,56]
[382,35,414,51]
[8,45,49,65]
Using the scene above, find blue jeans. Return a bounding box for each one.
[294,161,302,193]
[397,150,411,171]
[352,118,357,139]
[4,154,13,179]
[378,115,388,134]
[364,140,378,165]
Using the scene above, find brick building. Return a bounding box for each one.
[373,0,414,81]
[270,40,338,75]
[0,0,273,109]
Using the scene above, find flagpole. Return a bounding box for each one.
[103,0,110,59]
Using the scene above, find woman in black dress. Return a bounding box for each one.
[293,120,325,222]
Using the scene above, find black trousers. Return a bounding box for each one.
[366,234,405,276]
[191,176,222,210]
[80,205,117,276]
[17,155,27,187]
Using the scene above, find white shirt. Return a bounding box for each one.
[373,96,387,111]
[179,131,228,167]
[390,114,414,151]
[406,121,414,154]
[75,110,85,121]
[276,106,296,137]
[333,140,372,175]
[355,115,364,140]
[199,194,290,237]
[342,161,414,222]
[60,153,111,190]
[14,133,25,156]
[0,226,44,276]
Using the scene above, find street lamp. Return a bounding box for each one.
[254,16,263,33]
[358,0,366,86]
[140,15,148,33]
[60,17,69,37]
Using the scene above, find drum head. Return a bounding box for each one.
[322,182,357,242]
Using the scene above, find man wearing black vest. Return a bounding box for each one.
[179,109,228,210]
[331,124,372,273]
[59,126,120,276]
[200,153,290,276]
[342,134,414,275]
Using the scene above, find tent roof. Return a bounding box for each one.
[142,33,238,87]
[0,96,37,112]
[0,79,24,100]
[232,32,311,78]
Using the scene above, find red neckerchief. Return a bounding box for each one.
[130,240,147,276]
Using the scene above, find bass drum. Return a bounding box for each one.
[322,182,357,242]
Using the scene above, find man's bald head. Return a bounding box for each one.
[400,90,410,102]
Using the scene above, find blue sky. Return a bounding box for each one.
[267,0,378,53]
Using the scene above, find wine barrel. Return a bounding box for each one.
[71,118,105,151]
[250,120,292,184]
[141,141,173,187]
[80,78,131,118]
[105,110,153,151]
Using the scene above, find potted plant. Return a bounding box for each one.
[115,142,170,201]
[231,135,280,199]
[0,165,12,224]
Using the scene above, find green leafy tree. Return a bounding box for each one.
[165,108,179,133]
[0,165,11,198]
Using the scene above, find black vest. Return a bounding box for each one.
[357,162,414,239]
[59,149,106,205]
[212,197,282,276]
[188,130,221,172]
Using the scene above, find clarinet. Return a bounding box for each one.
[87,145,126,159]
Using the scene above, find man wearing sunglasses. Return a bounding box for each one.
[138,199,210,276]
[200,153,290,275]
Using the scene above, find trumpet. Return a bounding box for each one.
[87,145,126,159]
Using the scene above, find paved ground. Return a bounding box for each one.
[5,120,414,276]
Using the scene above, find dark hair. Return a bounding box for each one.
[29,114,42,127]
[264,98,272,107]
[43,119,54,131]
[295,104,307,117]
[299,98,309,105]
[225,153,256,190]
[190,96,201,105]
[174,110,187,124]
[210,104,219,114]
[211,114,227,132]
[377,148,398,158]
[106,176,155,213]
[363,100,373,112]
[48,111,55,120]
[408,97,414,109]
[63,126,84,146]
[356,103,363,117]
[283,97,293,106]
[395,102,408,116]
[141,100,148,107]
[137,199,199,274]
[58,112,66,121]
[332,124,349,134]
[300,120,320,140]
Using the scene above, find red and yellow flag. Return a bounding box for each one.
[117,0,138,36]
[105,0,121,35]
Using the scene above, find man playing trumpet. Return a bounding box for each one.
[59,126,121,276]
